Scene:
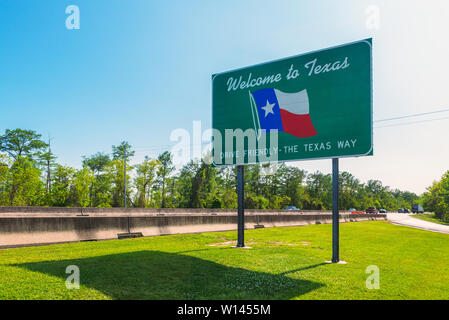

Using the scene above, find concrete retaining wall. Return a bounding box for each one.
[0,207,386,248]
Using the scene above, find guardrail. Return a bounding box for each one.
[0,207,386,248]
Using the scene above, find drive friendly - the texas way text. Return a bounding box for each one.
[222,138,359,160]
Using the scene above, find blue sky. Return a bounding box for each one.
[1,0,448,194]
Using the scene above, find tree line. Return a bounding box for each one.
[422,171,449,222]
[0,128,425,211]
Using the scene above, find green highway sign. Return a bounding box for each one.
[212,38,372,165]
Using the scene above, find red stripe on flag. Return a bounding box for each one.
[279,109,317,138]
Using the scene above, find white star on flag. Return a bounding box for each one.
[261,100,275,117]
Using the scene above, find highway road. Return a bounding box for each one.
[387,213,449,234]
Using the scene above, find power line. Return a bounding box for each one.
[374,108,449,123]
[374,115,449,128]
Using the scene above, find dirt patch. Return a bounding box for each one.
[267,241,284,246]
[207,240,259,247]
[208,240,235,247]
[266,241,300,247]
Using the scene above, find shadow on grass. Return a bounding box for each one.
[279,263,327,276]
[14,250,324,300]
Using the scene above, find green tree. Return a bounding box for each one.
[71,168,95,207]
[305,171,332,209]
[134,156,160,207]
[422,171,449,221]
[0,154,11,205]
[7,156,44,206]
[244,194,269,209]
[0,129,48,161]
[6,157,32,205]
[174,160,199,208]
[258,163,284,208]
[82,152,111,206]
[157,151,174,208]
[50,165,75,206]
[190,158,219,208]
[83,152,111,175]
[111,142,134,207]
[339,171,361,210]
[39,141,57,198]
[105,159,132,207]
[278,166,306,208]
[112,141,135,160]
[245,165,264,197]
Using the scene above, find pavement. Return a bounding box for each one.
[387,213,449,234]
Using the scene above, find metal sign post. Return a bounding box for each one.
[332,158,339,263]
[237,165,245,247]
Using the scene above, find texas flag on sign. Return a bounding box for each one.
[250,88,317,138]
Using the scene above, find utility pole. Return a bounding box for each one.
[124,149,127,208]
[46,136,52,194]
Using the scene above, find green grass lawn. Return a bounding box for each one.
[411,213,449,226]
[0,221,448,300]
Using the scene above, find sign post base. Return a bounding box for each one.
[325,260,347,264]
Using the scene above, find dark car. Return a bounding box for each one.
[404,209,410,213]
[379,209,387,213]
[398,209,404,213]
[365,207,379,214]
